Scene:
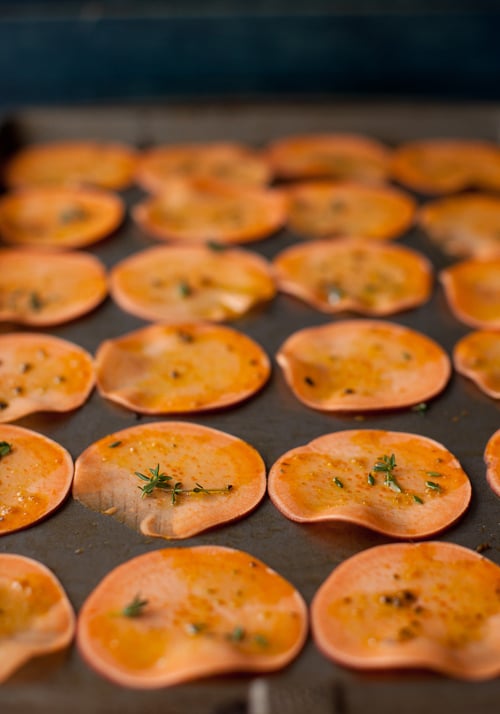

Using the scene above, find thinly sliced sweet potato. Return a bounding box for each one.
[0,424,73,535]
[440,258,500,330]
[391,139,500,194]
[133,177,286,245]
[74,421,266,539]
[4,140,138,190]
[273,238,432,316]
[77,546,307,688]
[0,553,75,683]
[0,187,123,250]
[0,333,95,423]
[286,181,415,240]
[419,193,500,259]
[277,320,450,412]
[0,249,107,326]
[484,429,500,497]
[268,430,471,538]
[95,322,270,414]
[109,244,275,323]
[266,134,391,183]
[453,330,500,399]
[311,541,500,680]
[136,142,272,193]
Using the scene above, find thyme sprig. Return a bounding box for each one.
[0,441,12,458]
[122,594,148,618]
[373,453,403,494]
[135,464,233,504]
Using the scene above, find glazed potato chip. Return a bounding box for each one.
[0,333,95,422]
[0,553,75,683]
[77,546,307,688]
[311,542,500,680]
[440,258,500,330]
[0,187,124,250]
[95,322,270,414]
[133,177,286,245]
[286,181,415,240]
[484,429,500,497]
[453,330,500,399]
[109,244,275,323]
[273,238,432,316]
[0,249,107,326]
[277,320,450,412]
[268,430,471,539]
[74,421,266,539]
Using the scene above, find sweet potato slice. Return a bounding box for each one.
[484,429,500,497]
[453,330,500,399]
[286,181,415,241]
[4,140,138,190]
[273,238,432,316]
[391,139,500,194]
[440,258,500,330]
[109,244,275,323]
[0,424,73,535]
[266,134,391,183]
[95,322,270,414]
[77,546,307,688]
[133,177,286,245]
[74,421,265,539]
[268,429,471,538]
[0,249,107,326]
[0,333,95,423]
[311,541,500,680]
[277,319,450,412]
[0,187,124,250]
[0,553,75,683]
[419,193,500,259]
[136,142,272,193]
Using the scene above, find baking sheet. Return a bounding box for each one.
[0,101,499,714]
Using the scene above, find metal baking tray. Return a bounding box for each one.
[0,101,499,714]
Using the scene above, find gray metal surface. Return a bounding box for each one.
[0,102,499,714]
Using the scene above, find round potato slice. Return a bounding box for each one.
[109,244,275,323]
[0,187,124,250]
[0,553,75,683]
[77,546,307,688]
[266,133,391,183]
[133,177,286,245]
[95,322,270,414]
[0,333,95,423]
[440,258,500,330]
[453,330,500,399]
[74,421,266,539]
[136,142,272,193]
[268,430,471,539]
[273,239,432,316]
[391,139,500,195]
[419,193,500,259]
[4,140,138,190]
[311,541,500,680]
[484,429,500,497]
[286,181,415,241]
[0,249,107,326]
[0,425,73,535]
[277,320,450,412]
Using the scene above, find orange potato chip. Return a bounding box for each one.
[4,140,138,190]
[77,546,307,688]
[95,322,270,414]
[0,553,75,683]
[311,541,500,680]
[484,429,500,497]
[0,332,95,423]
[0,187,124,250]
[277,319,450,412]
[268,429,471,539]
[109,244,275,323]
[273,238,432,316]
[286,181,415,240]
[73,421,266,539]
[0,424,73,535]
[440,258,500,330]
[0,249,107,326]
[133,177,286,245]
[453,330,500,399]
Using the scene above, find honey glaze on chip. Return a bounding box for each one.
[440,258,500,330]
